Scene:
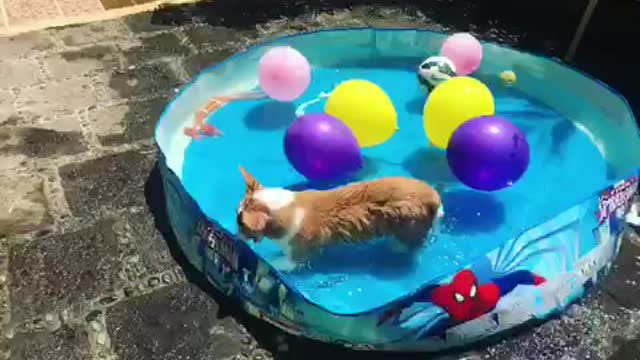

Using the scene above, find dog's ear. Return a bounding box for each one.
[243,211,269,234]
[239,166,262,193]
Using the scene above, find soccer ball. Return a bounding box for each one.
[417,56,457,93]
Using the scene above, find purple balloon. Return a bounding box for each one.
[284,113,363,181]
[447,115,530,192]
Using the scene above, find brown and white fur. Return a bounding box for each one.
[236,167,443,268]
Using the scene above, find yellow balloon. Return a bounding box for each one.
[325,79,398,148]
[423,76,495,149]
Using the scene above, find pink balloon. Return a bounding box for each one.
[258,46,311,102]
[441,33,483,76]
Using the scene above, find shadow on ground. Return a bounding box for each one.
[146,0,639,121]
[149,0,585,53]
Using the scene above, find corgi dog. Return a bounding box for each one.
[236,167,443,267]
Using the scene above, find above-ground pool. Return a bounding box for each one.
[155,29,640,351]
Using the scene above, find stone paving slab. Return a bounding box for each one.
[8,325,91,360]
[0,2,638,360]
[54,19,132,47]
[44,45,122,80]
[88,97,169,146]
[16,78,100,115]
[0,31,56,60]
[0,172,52,237]
[121,31,192,64]
[59,150,157,220]
[9,218,125,323]
[0,126,86,159]
[107,283,250,360]
[98,63,183,103]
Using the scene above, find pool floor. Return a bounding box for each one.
[182,66,608,315]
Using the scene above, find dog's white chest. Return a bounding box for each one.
[269,207,306,272]
[253,188,295,210]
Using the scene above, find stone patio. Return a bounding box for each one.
[0,1,639,359]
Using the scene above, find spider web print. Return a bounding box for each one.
[492,219,578,276]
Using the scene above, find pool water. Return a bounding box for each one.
[182,64,608,315]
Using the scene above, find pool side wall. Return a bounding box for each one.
[154,29,640,351]
[159,151,638,351]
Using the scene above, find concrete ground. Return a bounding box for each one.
[0,0,198,36]
[0,1,639,359]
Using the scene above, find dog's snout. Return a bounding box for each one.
[236,211,243,226]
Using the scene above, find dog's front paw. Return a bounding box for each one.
[271,257,298,272]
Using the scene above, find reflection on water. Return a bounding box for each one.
[243,100,297,131]
[441,190,505,235]
[402,148,456,185]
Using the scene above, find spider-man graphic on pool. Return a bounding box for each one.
[378,268,546,325]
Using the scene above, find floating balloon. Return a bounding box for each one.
[441,33,483,76]
[284,113,362,181]
[447,115,530,192]
[325,79,398,148]
[424,76,495,149]
[258,46,311,102]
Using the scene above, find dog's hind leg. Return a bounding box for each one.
[395,201,439,248]
[395,220,430,249]
[388,221,430,256]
